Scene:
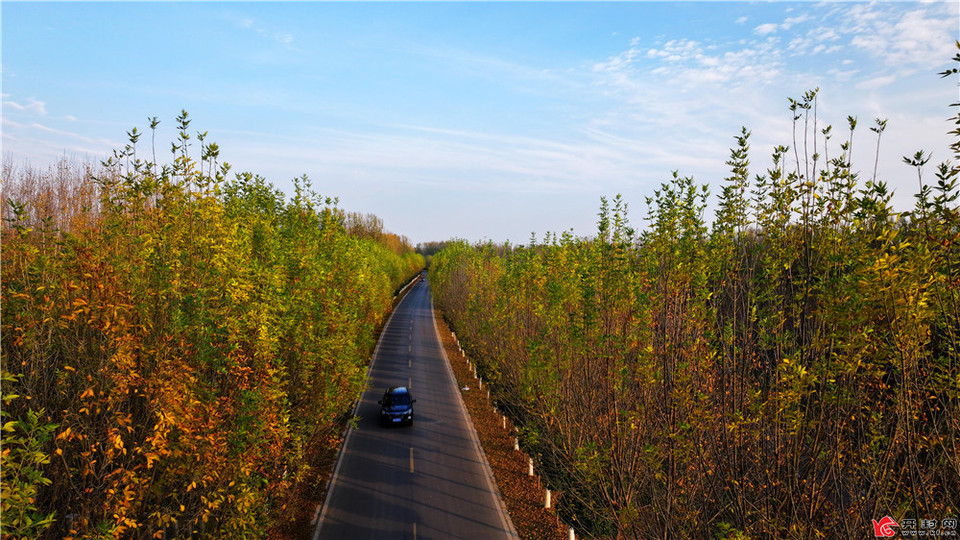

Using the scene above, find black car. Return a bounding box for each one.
[378,386,416,427]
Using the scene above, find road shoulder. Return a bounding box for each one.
[432,306,568,540]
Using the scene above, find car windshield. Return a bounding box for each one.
[384,393,411,407]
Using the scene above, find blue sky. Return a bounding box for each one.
[3,2,958,245]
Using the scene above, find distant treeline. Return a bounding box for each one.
[431,57,960,538]
[415,240,454,259]
[1,112,424,538]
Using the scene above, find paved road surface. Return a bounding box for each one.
[313,277,518,540]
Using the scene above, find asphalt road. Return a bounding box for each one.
[313,276,518,540]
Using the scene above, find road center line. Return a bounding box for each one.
[410,447,415,473]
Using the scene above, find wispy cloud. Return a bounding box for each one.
[574,0,956,221]
[231,14,296,49]
[2,116,119,162]
[845,6,956,70]
[217,121,654,203]
[742,2,957,75]
[753,14,811,36]
[594,34,784,94]
[856,75,898,91]
[3,97,47,115]
[2,117,115,147]
[754,23,779,36]
[593,1,956,108]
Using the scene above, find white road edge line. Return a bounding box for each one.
[312,277,420,539]
[429,295,521,539]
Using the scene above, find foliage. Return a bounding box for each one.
[0,114,423,538]
[431,50,960,538]
[1,373,58,540]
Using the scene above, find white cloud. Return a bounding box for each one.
[2,117,119,163]
[3,98,47,115]
[849,34,888,58]
[752,2,955,72]
[230,13,296,49]
[818,28,840,43]
[784,25,842,57]
[754,23,779,35]
[645,39,702,62]
[781,15,811,30]
[843,4,957,70]
[575,1,955,231]
[3,118,111,146]
[219,123,650,203]
[597,36,783,93]
[856,75,898,91]
[593,46,641,73]
[829,67,859,82]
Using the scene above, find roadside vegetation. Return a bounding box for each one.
[1,112,424,538]
[431,50,960,538]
